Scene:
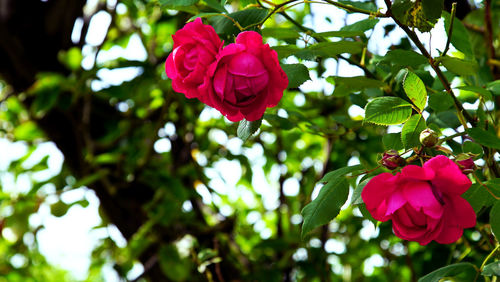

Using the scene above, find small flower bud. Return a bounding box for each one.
[381,150,406,170]
[419,128,439,147]
[455,153,476,175]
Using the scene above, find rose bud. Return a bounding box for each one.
[455,153,476,175]
[165,18,223,105]
[381,150,406,170]
[419,128,439,147]
[206,31,288,122]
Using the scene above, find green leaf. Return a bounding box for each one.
[272,45,299,60]
[262,28,300,39]
[439,56,478,76]
[160,0,199,7]
[422,0,444,22]
[263,114,294,130]
[338,0,377,12]
[210,8,269,41]
[340,18,379,32]
[403,70,427,111]
[428,91,454,112]
[237,118,262,142]
[294,41,364,60]
[401,114,426,149]
[486,80,500,95]
[482,261,500,276]
[490,201,500,239]
[418,263,477,282]
[466,127,500,150]
[456,86,492,100]
[301,179,349,239]
[302,165,363,239]
[320,164,364,183]
[462,141,483,157]
[381,49,428,68]
[443,11,473,57]
[281,63,310,88]
[351,178,370,205]
[383,133,404,151]
[364,97,413,126]
[203,0,227,12]
[328,76,386,97]
[313,30,365,38]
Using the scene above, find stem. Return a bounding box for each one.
[484,0,496,64]
[442,2,456,57]
[475,244,499,282]
[438,131,467,145]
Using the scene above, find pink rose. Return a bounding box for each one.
[361,155,476,245]
[165,18,222,104]
[206,31,288,122]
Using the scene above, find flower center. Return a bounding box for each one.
[429,182,445,206]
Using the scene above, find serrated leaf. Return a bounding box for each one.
[418,263,476,282]
[281,63,310,88]
[262,28,300,39]
[462,141,483,157]
[351,178,370,205]
[443,11,473,57]
[237,118,262,142]
[160,0,198,7]
[463,181,500,213]
[440,56,478,76]
[340,18,379,32]
[428,91,454,112]
[320,164,364,183]
[364,97,413,125]
[403,70,427,111]
[482,261,500,276]
[263,114,294,130]
[456,86,493,100]
[401,114,426,149]
[271,45,299,60]
[301,178,349,240]
[338,0,377,12]
[422,0,444,22]
[313,30,365,38]
[210,8,269,41]
[294,41,364,60]
[383,133,404,151]
[467,127,500,150]
[381,49,428,68]
[203,0,227,12]
[490,201,500,239]
[486,80,500,95]
[328,76,386,97]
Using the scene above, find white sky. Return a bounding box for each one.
[0,0,461,280]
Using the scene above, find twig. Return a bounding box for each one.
[475,244,499,282]
[442,2,457,57]
[484,0,496,64]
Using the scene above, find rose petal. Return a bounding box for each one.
[424,155,472,196]
[402,181,443,219]
[434,226,463,244]
[361,173,398,220]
